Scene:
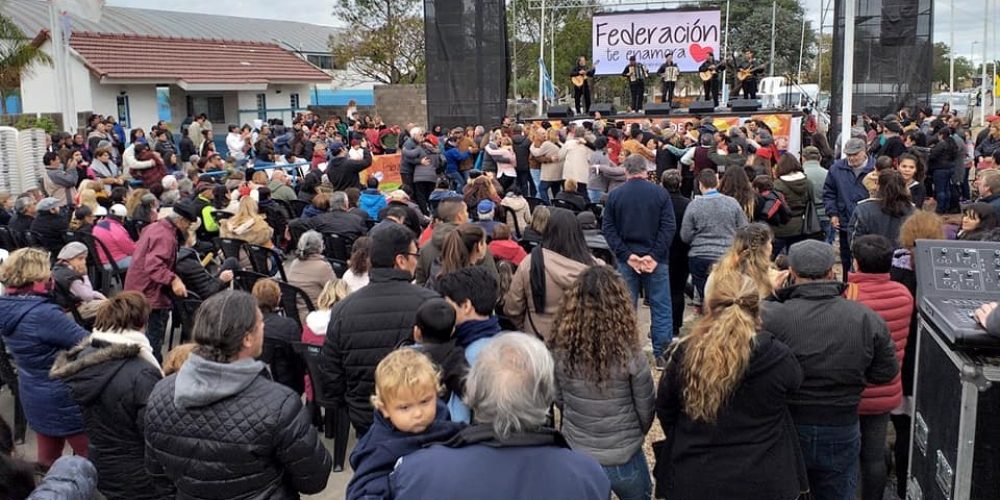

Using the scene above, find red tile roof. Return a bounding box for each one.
[66,32,331,84]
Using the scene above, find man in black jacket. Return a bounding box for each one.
[511,124,535,197]
[31,197,69,255]
[762,240,898,500]
[288,191,366,242]
[319,223,438,435]
[326,141,373,192]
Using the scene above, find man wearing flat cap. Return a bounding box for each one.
[30,197,69,255]
[762,239,898,500]
[124,198,200,362]
[822,137,875,277]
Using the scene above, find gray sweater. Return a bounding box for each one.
[679,191,748,259]
[553,349,654,465]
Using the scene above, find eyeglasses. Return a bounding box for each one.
[399,252,420,259]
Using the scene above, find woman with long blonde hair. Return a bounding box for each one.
[548,265,654,500]
[220,195,273,247]
[655,273,805,500]
[707,223,777,299]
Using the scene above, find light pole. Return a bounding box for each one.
[950,0,955,92]
[983,0,990,127]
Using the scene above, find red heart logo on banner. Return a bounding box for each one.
[689,43,712,62]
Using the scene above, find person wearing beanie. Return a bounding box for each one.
[51,241,107,318]
[473,200,503,238]
[762,239,898,500]
[31,197,70,255]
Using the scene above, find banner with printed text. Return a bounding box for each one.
[360,153,403,191]
[592,9,721,76]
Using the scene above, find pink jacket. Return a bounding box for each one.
[846,272,913,415]
[91,218,136,265]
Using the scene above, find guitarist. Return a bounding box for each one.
[620,55,649,112]
[738,48,763,100]
[570,56,596,115]
[656,53,680,106]
[698,48,720,107]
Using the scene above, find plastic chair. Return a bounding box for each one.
[525,196,548,213]
[211,210,234,221]
[551,198,582,212]
[589,246,618,268]
[586,202,605,223]
[213,237,248,262]
[293,341,350,471]
[233,270,269,292]
[0,227,18,251]
[277,280,315,328]
[289,200,310,218]
[322,232,353,278]
[247,243,288,281]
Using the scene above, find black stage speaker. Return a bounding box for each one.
[547,105,574,118]
[590,103,615,115]
[688,100,716,113]
[424,0,508,129]
[730,99,762,112]
[644,102,672,116]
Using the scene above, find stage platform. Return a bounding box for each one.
[523,106,803,123]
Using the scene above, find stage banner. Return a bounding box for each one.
[751,114,793,150]
[592,9,721,76]
[360,153,403,191]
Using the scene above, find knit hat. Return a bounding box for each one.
[329,141,344,155]
[477,199,494,214]
[57,241,88,261]
[787,240,836,278]
[37,197,60,211]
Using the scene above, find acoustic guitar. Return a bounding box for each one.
[698,65,717,82]
[737,63,766,82]
[572,61,599,87]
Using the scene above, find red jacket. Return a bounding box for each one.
[846,272,913,415]
[123,218,183,309]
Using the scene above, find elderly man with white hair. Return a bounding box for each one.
[389,333,610,500]
[266,169,298,203]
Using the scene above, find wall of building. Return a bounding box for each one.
[373,84,427,129]
[20,40,95,116]
[90,82,159,132]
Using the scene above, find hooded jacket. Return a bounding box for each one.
[49,334,171,500]
[772,172,812,238]
[0,294,88,436]
[553,348,654,466]
[25,455,98,500]
[761,281,899,426]
[655,332,807,500]
[847,272,913,415]
[318,268,439,432]
[359,189,388,220]
[346,401,464,500]
[144,354,333,499]
[503,248,600,340]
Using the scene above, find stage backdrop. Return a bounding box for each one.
[592,9,721,76]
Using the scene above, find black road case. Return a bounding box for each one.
[908,318,1000,500]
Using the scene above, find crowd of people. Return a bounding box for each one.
[0,102,999,500]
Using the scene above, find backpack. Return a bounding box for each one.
[759,190,792,225]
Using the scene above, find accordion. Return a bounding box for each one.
[661,66,680,82]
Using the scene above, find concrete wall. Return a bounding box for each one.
[20,40,93,115]
[90,82,158,131]
[373,84,427,129]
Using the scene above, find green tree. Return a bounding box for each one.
[330,0,424,84]
[0,4,52,114]
[931,42,975,91]
[699,0,816,80]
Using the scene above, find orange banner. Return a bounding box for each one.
[360,153,403,192]
[751,114,793,150]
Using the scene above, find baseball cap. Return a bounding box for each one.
[109,204,127,218]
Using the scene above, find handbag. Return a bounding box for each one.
[801,182,822,236]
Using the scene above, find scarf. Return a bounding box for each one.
[91,329,162,374]
[529,246,547,314]
[454,317,501,349]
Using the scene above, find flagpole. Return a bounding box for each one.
[48,1,73,134]
[537,0,546,116]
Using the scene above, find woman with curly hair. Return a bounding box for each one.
[706,223,778,299]
[655,273,805,500]
[549,265,654,500]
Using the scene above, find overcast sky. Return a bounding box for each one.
[109,0,998,62]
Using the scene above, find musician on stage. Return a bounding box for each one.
[656,53,679,106]
[738,48,763,100]
[698,49,720,107]
[621,55,648,112]
[570,56,597,115]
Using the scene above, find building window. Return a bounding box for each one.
[306,54,336,70]
[186,95,225,123]
[116,95,130,128]
[256,93,267,120]
[290,93,300,110]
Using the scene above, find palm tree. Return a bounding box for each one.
[0,4,53,115]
